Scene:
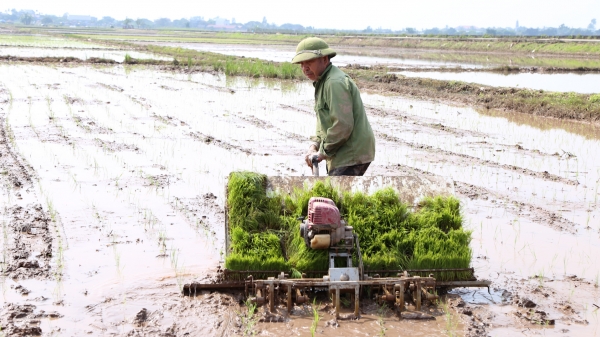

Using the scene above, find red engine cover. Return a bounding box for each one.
[308,197,341,228]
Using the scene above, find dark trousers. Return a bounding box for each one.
[328,162,371,176]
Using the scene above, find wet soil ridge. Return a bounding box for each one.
[387,65,600,74]
[189,131,254,155]
[386,163,580,233]
[0,55,119,64]
[93,138,140,153]
[328,36,600,57]
[376,131,579,186]
[0,117,34,189]
[454,181,579,233]
[237,115,306,143]
[2,204,53,279]
[351,71,600,123]
[170,193,223,237]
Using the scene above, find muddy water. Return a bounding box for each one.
[396,71,600,93]
[140,41,600,71]
[0,46,171,62]
[144,42,484,68]
[0,63,599,336]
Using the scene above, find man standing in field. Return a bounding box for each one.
[292,37,375,176]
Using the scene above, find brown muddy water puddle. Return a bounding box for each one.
[394,71,600,94]
[0,63,599,336]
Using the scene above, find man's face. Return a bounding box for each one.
[299,56,329,81]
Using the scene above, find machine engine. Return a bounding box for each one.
[299,197,354,250]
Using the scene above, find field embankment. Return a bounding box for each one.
[346,66,600,123]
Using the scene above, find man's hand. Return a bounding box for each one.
[304,146,324,168]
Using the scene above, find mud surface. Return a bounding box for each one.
[0,62,599,336]
[0,110,59,334]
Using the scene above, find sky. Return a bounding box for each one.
[4,0,599,30]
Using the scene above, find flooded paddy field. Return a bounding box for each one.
[0,56,599,336]
[136,40,600,71]
[0,34,107,49]
[0,46,170,62]
[141,42,483,69]
[395,71,600,93]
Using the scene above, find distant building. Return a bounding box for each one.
[516,20,519,29]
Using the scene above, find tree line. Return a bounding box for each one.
[1,9,598,37]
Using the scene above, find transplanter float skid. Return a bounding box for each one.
[183,166,491,319]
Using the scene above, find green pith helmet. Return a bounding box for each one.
[291,37,337,64]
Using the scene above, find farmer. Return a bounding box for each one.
[292,37,375,176]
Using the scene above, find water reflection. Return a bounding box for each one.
[478,109,600,141]
[395,71,600,94]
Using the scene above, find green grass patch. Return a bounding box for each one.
[225,172,472,281]
[79,39,304,79]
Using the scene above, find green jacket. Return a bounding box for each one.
[311,64,375,171]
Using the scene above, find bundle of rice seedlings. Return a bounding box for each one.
[408,227,472,281]
[341,188,412,270]
[410,196,463,233]
[225,172,286,270]
[225,172,473,280]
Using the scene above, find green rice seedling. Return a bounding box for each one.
[411,196,463,233]
[408,228,472,281]
[175,266,187,292]
[113,246,124,276]
[310,298,320,337]
[441,299,458,337]
[45,95,55,119]
[377,303,389,336]
[170,245,179,268]
[536,269,545,288]
[240,298,257,336]
[8,89,13,110]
